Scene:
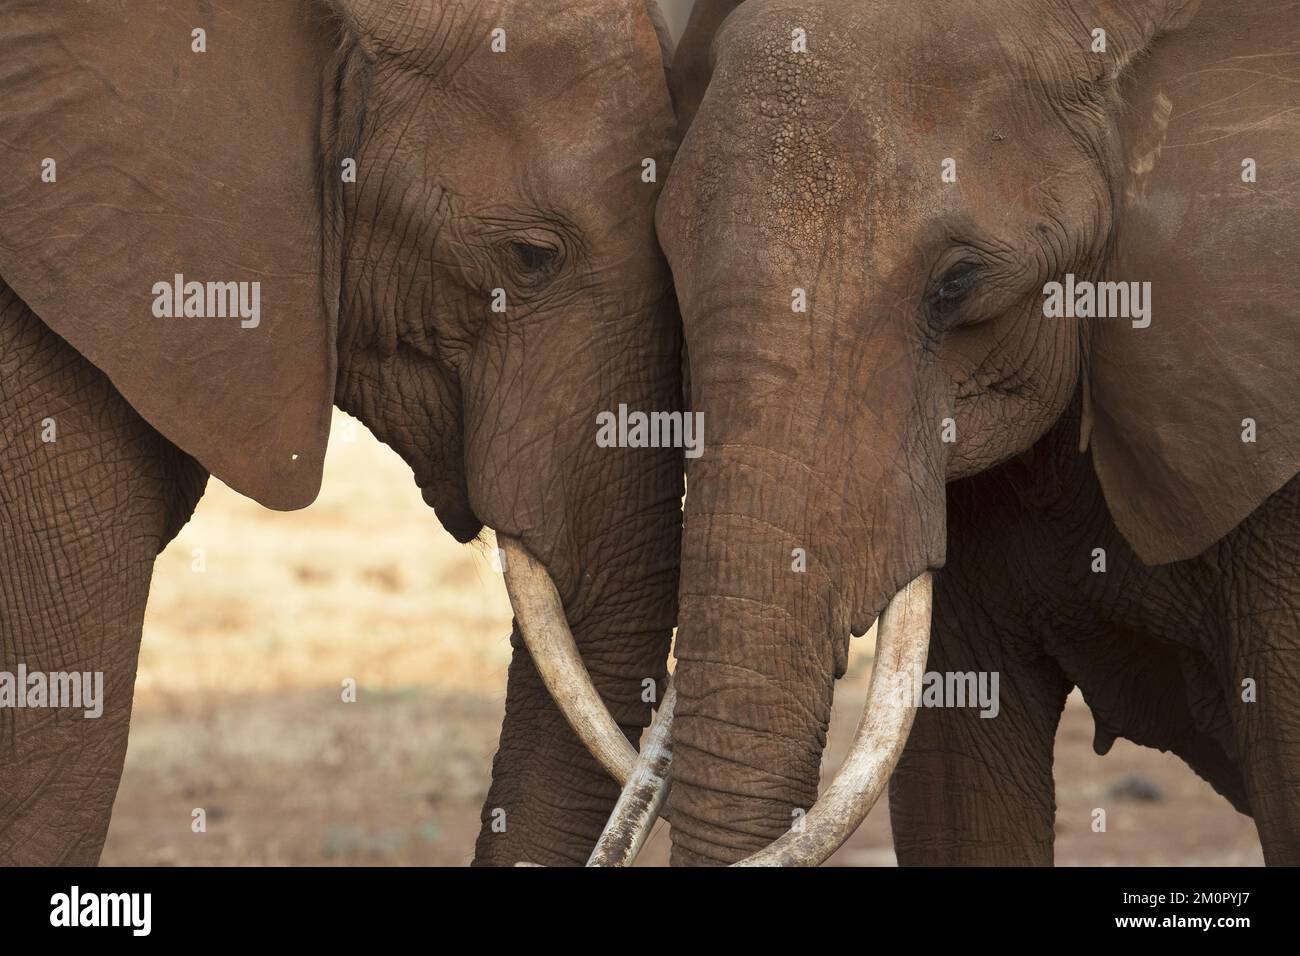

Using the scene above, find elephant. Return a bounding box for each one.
[0,0,685,866]
[585,0,1300,866]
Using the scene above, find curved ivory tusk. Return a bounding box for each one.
[586,680,676,866]
[733,572,933,867]
[497,534,638,786]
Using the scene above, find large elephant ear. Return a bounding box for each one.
[0,0,339,510]
[1087,0,1300,564]
[670,0,746,132]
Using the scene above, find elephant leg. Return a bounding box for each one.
[1212,477,1300,864]
[0,288,206,864]
[889,574,1072,865]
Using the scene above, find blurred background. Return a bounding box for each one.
[663,0,693,39]
[99,3,1260,866]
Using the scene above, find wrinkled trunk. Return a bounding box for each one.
[671,500,835,863]
[668,297,946,865]
[472,499,680,866]
[471,293,684,866]
[474,581,676,865]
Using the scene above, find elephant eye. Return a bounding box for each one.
[935,260,983,303]
[509,240,560,277]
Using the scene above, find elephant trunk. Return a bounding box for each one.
[471,290,684,866]
[663,294,947,865]
[474,458,681,867]
[670,497,840,865]
[497,536,643,785]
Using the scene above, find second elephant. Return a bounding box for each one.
[629,0,1300,865]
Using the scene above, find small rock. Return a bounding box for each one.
[1106,774,1164,803]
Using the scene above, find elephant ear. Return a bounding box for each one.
[670,0,746,132]
[0,0,339,510]
[1087,0,1300,564]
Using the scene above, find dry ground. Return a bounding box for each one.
[100,412,1262,866]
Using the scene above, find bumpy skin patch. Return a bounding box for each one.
[725,9,850,250]
[754,35,847,245]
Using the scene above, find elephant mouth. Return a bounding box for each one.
[499,533,934,867]
[421,483,481,543]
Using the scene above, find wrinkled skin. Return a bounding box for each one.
[0,0,681,866]
[0,284,208,864]
[660,0,1300,864]
[893,403,1299,865]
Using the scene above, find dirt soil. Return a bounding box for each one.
[100,412,1262,866]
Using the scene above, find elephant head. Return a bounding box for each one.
[594,0,1300,865]
[0,0,684,864]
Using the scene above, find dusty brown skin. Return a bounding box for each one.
[660,0,1300,864]
[0,0,680,866]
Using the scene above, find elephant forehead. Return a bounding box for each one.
[348,0,641,59]
[713,0,1013,97]
[359,2,675,231]
[447,4,676,170]
[671,0,1089,254]
[358,0,672,129]
[705,0,1064,152]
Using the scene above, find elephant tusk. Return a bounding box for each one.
[586,679,676,866]
[497,534,638,787]
[733,572,933,867]
[588,573,931,868]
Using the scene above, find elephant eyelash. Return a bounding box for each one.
[497,237,566,291]
[510,240,560,274]
[934,260,984,303]
[924,260,985,333]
